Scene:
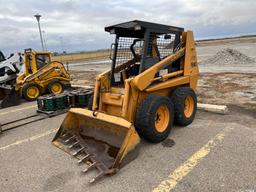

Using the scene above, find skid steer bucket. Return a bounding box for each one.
[0,86,20,108]
[52,108,140,183]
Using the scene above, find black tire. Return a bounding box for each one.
[47,80,64,94]
[135,94,174,143]
[87,93,93,110]
[171,87,197,126]
[22,83,42,101]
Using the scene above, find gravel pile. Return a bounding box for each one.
[201,48,255,65]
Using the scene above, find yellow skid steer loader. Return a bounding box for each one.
[53,20,199,183]
[0,48,70,108]
[16,48,71,101]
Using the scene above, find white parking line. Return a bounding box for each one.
[0,128,57,151]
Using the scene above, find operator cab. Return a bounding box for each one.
[35,53,50,69]
[105,20,184,86]
[24,48,51,74]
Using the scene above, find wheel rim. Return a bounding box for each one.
[51,83,62,94]
[184,96,194,118]
[155,105,170,133]
[27,86,39,99]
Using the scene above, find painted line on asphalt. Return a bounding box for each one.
[0,105,37,116]
[0,128,57,151]
[152,127,233,192]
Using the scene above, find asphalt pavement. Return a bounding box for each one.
[0,103,255,192]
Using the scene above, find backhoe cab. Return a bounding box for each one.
[53,20,199,183]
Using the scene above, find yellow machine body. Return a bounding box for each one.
[53,21,199,183]
[92,32,198,121]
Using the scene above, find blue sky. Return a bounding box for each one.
[0,0,255,54]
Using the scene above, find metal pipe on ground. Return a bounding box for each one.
[197,103,229,114]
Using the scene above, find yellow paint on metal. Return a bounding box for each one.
[132,48,185,91]
[51,82,63,94]
[0,129,57,151]
[145,76,190,93]
[184,96,194,118]
[152,127,233,192]
[153,70,184,82]
[27,86,40,99]
[155,105,170,133]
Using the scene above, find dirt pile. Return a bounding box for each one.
[200,48,255,65]
[197,73,256,109]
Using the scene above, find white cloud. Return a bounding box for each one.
[0,0,255,54]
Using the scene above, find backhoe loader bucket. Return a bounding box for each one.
[52,108,140,183]
[0,86,20,108]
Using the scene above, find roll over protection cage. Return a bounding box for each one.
[105,20,184,86]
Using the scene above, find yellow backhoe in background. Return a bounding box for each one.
[16,48,71,101]
[52,20,199,183]
[0,48,70,108]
